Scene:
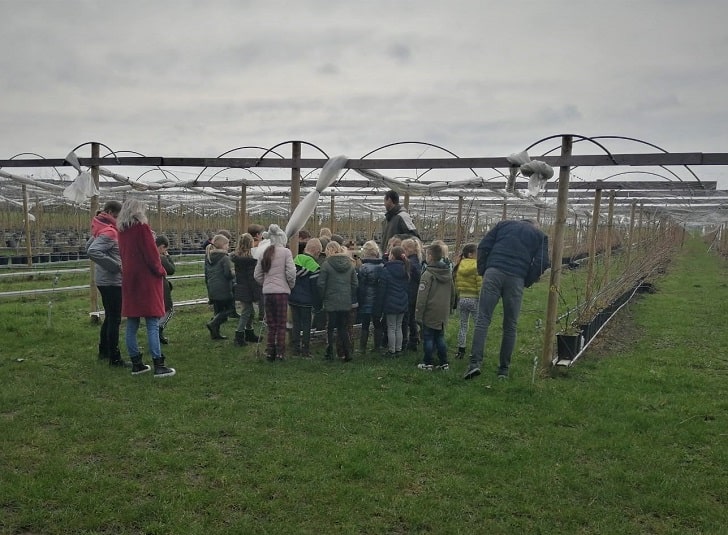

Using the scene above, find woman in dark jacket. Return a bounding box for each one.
[204,234,235,340]
[230,233,262,346]
[377,245,410,355]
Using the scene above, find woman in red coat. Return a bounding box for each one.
[117,198,176,378]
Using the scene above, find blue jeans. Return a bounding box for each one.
[470,267,524,375]
[422,325,448,366]
[125,317,161,360]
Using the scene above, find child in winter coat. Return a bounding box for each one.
[401,238,423,352]
[453,243,482,358]
[318,241,358,361]
[230,233,262,347]
[377,245,410,355]
[289,238,322,357]
[205,234,235,340]
[155,234,175,345]
[356,240,385,352]
[254,224,296,360]
[415,242,457,370]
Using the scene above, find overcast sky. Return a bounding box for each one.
[2,0,727,185]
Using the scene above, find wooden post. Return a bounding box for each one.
[501,202,507,221]
[177,204,183,252]
[627,201,637,267]
[455,196,464,254]
[290,142,301,255]
[603,191,615,286]
[89,143,100,313]
[403,192,410,211]
[239,184,248,236]
[157,194,162,232]
[348,206,353,243]
[539,135,572,375]
[439,209,446,241]
[584,184,603,306]
[330,195,335,234]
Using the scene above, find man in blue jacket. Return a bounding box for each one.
[463,219,550,380]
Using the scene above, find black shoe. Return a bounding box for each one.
[463,367,481,380]
[456,347,466,359]
[245,329,260,343]
[109,358,132,368]
[233,331,247,347]
[154,361,176,378]
[131,361,151,375]
[206,321,227,340]
[159,332,169,345]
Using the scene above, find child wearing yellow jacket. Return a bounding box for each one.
[454,243,482,359]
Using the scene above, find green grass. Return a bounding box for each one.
[1,237,727,534]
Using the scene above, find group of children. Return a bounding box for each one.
[199,223,484,372]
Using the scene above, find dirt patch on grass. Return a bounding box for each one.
[585,300,644,359]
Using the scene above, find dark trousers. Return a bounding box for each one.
[359,312,384,350]
[401,299,419,348]
[327,310,352,359]
[290,304,313,354]
[97,285,122,359]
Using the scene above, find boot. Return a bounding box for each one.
[109,349,131,368]
[159,328,169,345]
[324,345,334,360]
[153,357,176,378]
[234,331,247,347]
[265,345,276,361]
[206,314,227,340]
[245,329,260,342]
[456,347,466,359]
[130,354,151,375]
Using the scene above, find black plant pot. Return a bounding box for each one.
[557,332,584,360]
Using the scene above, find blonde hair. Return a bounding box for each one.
[116,198,147,231]
[360,240,381,259]
[324,240,344,256]
[235,233,254,257]
[319,227,332,239]
[401,238,420,259]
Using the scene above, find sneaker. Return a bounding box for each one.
[437,363,450,371]
[131,362,151,375]
[497,373,509,380]
[154,364,176,378]
[417,363,434,371]
[463,367,481,380]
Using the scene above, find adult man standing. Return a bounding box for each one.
[463,219,550,380]
[380,190,418,254]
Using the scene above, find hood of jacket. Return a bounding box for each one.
[91,213,118,240]
[425,262,451,283]
[326,254,353,273]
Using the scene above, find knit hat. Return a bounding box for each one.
[263,224,288,247]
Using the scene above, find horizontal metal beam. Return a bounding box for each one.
[2,152,728,169]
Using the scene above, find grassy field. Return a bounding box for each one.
[1,237,726,534]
